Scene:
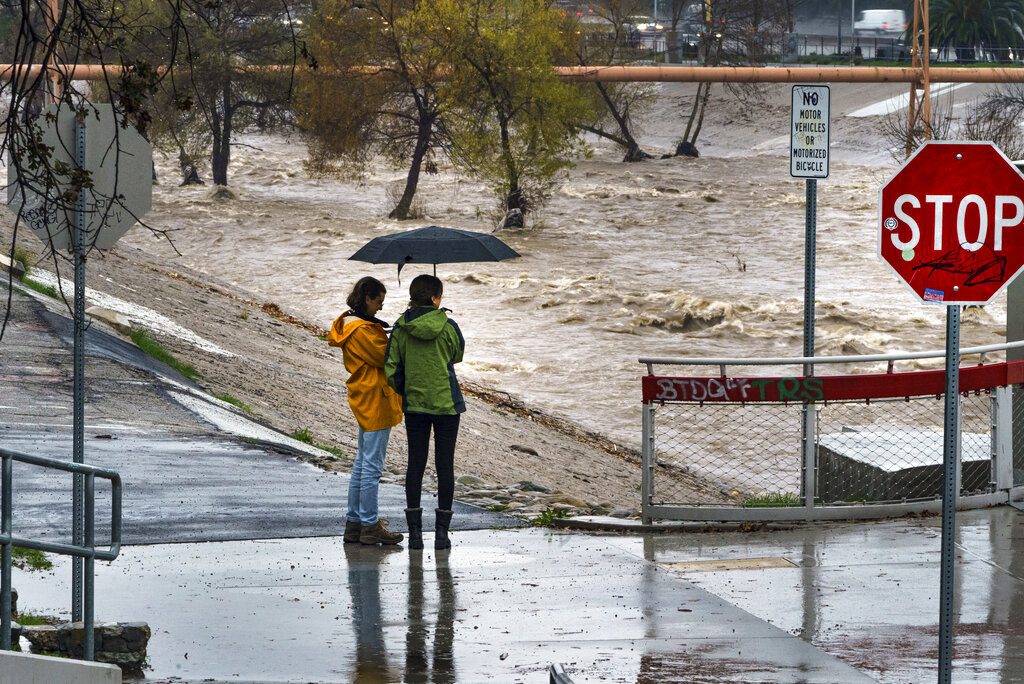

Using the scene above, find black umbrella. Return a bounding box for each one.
[349,225,520,278]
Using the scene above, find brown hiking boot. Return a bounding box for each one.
[343,520,361,544]
[359,519,404,546]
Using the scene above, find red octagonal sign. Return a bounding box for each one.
[879,140,1024,304]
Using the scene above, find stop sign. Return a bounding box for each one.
[879,140,1024,304]
[7,103,152,251]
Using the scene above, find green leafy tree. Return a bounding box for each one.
[404,0,591,226]
[296,0,444,219]
[930,0,1024,62]
[141,0,300,185]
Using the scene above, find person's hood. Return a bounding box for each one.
[395,307,449,341]
[328,311,387,347]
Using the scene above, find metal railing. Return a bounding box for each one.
[1,446,122,660]
[639,341,1024,523]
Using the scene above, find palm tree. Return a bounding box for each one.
[929,0,1024,62]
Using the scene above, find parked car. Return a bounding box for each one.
[625,15,664,36]
[853,9,907,37]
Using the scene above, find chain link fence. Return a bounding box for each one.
[816,393,993,505]
[649,393,995,509]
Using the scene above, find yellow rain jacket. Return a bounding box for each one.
[328,313,403,432]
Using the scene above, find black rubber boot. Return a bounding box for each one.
[406,507,424,550]
[434,509,453,550]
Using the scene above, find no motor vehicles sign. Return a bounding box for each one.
[878,141,1024,304]
[790,85,829,179]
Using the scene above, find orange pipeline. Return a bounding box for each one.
[4,64,1024,84]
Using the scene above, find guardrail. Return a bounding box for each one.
[1,446,122,660]
[639,341,1024,523]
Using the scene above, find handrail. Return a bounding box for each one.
[639,338,1024,370]
[1,446,122,660]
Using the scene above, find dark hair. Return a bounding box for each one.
[408,274,443,308]
[346,276,386,317]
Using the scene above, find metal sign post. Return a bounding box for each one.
[791,85,829,506]
[71,113,86,624]
[7,104,152,653]
[938,304,960,684]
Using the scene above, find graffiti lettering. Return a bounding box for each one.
[651,376,824,403]
[653,378,753,402]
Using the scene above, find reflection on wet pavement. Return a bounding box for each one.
[631,507,1024,683]
[12,529,873,683]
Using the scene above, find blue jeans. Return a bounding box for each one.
[347,427,392,525]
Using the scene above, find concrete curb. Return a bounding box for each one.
[553,515,796,533]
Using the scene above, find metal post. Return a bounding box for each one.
[71,113,87,623]
[836,1,842,56]
[641,404,655,525]
[84,474,94,660]
[938,304,960,684]
[993,387,1013,492]
[1008,278,1024,488]
[1,452,11,651]
[802,178,817,508]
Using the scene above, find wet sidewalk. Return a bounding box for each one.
[13,527,878,683]
[13,508,1024,683]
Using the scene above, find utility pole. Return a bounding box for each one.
[906,0,932,157]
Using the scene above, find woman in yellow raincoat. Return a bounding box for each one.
[329,276,404,545]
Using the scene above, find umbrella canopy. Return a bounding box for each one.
[349,226,519,277]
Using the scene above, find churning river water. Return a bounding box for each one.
[128,129,1008,450]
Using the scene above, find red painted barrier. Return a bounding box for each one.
[641,360,1024,404]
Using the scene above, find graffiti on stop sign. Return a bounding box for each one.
[885,192,1022,287]
[878,141,1024,304]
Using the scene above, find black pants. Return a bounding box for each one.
[404,412,460,511]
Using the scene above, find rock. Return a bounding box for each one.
[509,444,539,456]
[547,494,588,508]
[465,488,502,499]
[26,621,150,671]
[1,253,26,280]
[675,141,700,158]
[496,208,524,230]
[86,306,133,335]
[206,184,237,201]
[516,480,549,493]
[609,509,636,518]
[456,474,485,487]
[9,621,21,643]
[22,624,59,653]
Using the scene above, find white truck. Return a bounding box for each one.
[853,9,907,36]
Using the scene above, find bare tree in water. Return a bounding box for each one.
[569,0,658,162]
[678,0,795,155]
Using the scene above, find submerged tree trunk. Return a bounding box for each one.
[390,110,435,220]
[594,82,651,162]
[211,80,233,186]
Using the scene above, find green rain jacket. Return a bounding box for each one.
[385,306,466,415]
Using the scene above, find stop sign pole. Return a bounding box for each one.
[878,140,1024,684]
[7,104,152,660]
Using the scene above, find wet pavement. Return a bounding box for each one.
[13,528,877,683]
[6,286,1024,682]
